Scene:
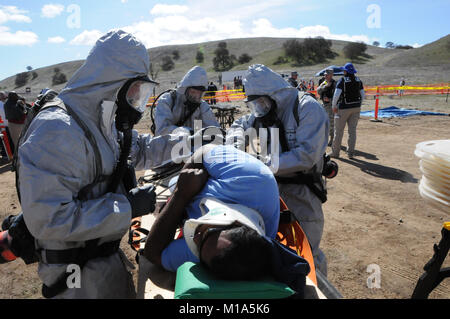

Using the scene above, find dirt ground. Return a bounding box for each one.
[0,94,449,299]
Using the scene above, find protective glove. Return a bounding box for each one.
[127,184,156,218]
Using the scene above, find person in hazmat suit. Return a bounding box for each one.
[16,30,178,299]
[153,66,219,137]
[226,64,330,276]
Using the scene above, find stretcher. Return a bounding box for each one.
[132,162,342,299]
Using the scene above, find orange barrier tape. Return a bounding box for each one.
[146,83,450,106]
[365,84,450,96]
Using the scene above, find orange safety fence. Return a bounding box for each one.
[146,83,450,107]
[0,116,13,160]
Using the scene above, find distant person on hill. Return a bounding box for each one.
[329,63,365,159]
[153,66,219,137]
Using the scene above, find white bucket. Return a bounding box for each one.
[415,140,450,214]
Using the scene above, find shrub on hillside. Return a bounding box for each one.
[273,56,289,65]
[161,55,175,71]
[283,37,335,65]
[394,45,414,50]
[196,51,204,63]
[15,72,29,88]
[238,53,252,64]
[343,42,368,60]
[213,42,234,71]
[52,72,67,86]
[385,42,395,49]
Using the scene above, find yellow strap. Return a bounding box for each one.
[291,224,301,256]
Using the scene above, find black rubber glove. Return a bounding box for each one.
[127,184,156,218]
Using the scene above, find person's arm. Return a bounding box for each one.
[360,81,365,102]
[332,88,342,112]
[144,164,209,267]
[360,89,366,102]
[317,80,327,96]
[130,130,192,171]
[272,98,328,176]
[331,78,343,112]
[225,114,253,150]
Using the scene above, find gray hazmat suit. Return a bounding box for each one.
[154,66,219,137]
[226,64,329,276]
[17,30,175,299]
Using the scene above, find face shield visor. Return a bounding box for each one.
[245,96,273,118]
[185,87,206,104]
[126,79,157,113]
[115,76,158,132]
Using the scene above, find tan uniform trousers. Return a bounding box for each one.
[8,122,24,151]
[323,102,334,144]
[331,107,361,157]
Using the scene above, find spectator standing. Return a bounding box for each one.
[317,69,337,146]
[329,63,365,159]
[0,91,7,125]
[207,82,218,105]
[0,91,9,158]
[288,72,299,89]
[399,78,406,97]
[4,92,27,151]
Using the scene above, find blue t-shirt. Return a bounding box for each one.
[161,145,280,272]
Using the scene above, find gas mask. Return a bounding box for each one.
[246,95,278,127]
[184,86,206,109]
[115,76,157,132]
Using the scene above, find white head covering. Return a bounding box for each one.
[183,197,266,258]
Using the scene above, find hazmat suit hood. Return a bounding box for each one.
[58,30,150,125]
[176,66,208,95]
[243,64,298,116]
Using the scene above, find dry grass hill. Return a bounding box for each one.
[0,35,449,101]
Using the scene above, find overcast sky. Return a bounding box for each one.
[0,0,449,80]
